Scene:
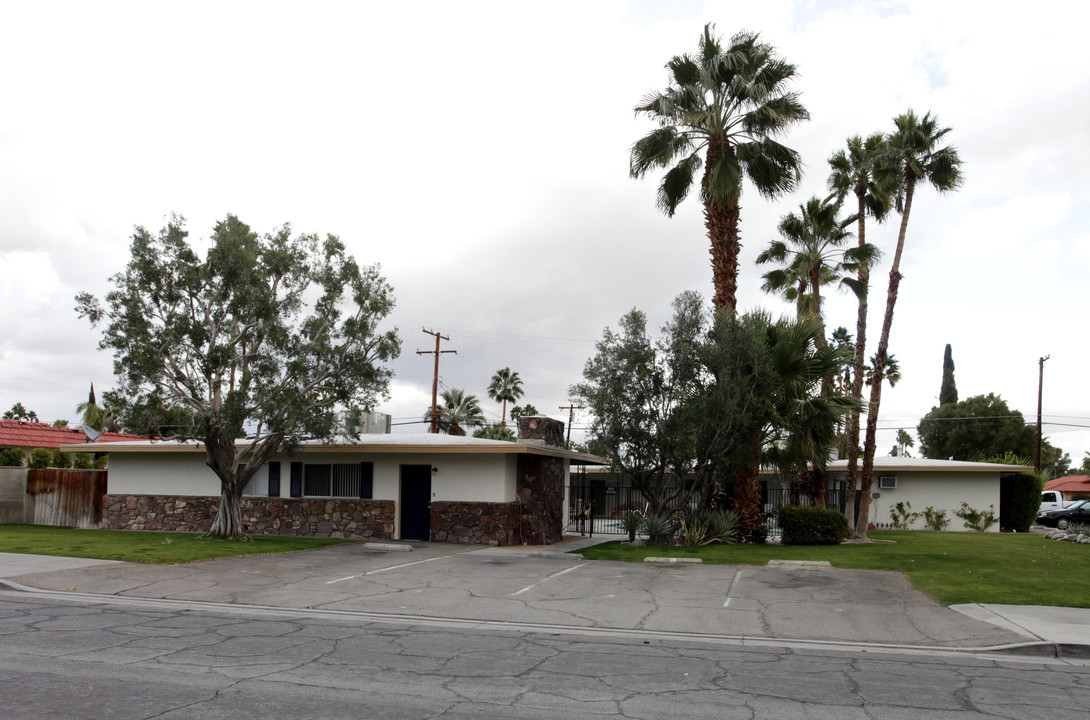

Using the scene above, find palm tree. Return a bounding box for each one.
[509,404,539,424]
[630,25,809,314]
[827,133,899,533]
[424,388,484,436]
[487,368,524,427]
[756,196,875,350]
[858,110,963,539]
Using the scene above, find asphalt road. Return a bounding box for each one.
[2,590,1088,719]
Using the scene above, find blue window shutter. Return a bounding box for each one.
[268,462,280,497]
[360,462,373,499]
[290,462,303,498]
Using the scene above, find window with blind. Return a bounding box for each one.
[303,463,363,498]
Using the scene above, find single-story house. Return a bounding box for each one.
[1043,475,1090,502]
[1,419,144,456]
[64,417,604,546]
[766,457,1032,532]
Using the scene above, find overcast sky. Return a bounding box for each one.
[2,0,1087,464]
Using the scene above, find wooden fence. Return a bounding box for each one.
[25,469,107,528]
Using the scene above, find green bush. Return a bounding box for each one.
[677,508,739,546]
[640,511,680,546]
[0,448,26,467]
[777,505,848,545]
[50,450,73,469]
[955,502,997,531]
[1000,472,1044,533]
[29,448,52,469]
[73,453,95,470]
[922,506,950,531]
[93,454,109,469]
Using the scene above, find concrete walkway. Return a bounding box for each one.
[1,540,1087,657]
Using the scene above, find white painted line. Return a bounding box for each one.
[511,563,583,596]
[723,568,742,607]
[325,556,446,584]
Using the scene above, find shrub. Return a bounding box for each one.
[707,509,739,544]
[890,501,920,530]
[618,509,643,543]
[640,511,680,546]
[73,453,95,470]
[954,502,997,531]
[922,506,950,531]
[93,454,109,469]
[50,450,73,469]
[0,448,26,467]
[1000,472,1044,533]
[777,505,848,545]
[29,448,52,469]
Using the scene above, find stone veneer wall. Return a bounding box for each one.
[516,454,566,544]
[430,501,520,545]
[102,494,395,539]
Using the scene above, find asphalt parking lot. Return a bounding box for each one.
[1,541,1032,649]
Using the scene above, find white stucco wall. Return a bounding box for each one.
[833,470,1001,532]
[107,449,518,504]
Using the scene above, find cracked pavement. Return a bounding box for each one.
[3,543,1034,649]
[1,591,1089,719]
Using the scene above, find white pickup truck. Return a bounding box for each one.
[1040,490,1078,514]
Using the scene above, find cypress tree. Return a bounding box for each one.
[939,344,958,405]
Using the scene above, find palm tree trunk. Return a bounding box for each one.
[704,143,741,315]
[733,443,764,541]
[845,187,869,533]
[858,176,916,539]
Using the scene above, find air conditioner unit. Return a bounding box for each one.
[879,476,898,489]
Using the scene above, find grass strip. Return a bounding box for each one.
[0,524,355,564]
[575,530,1090,608]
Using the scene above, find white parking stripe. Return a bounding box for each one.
[723,568,742,607]
[511,563,583,596]
[325,556,446,584]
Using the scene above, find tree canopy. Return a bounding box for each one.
[2,403,38,422]
[76,214,401,539]
[917,393,1035,462]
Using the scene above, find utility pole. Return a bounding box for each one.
[1036,354,1050,473]
[558,404,585,446]
[417,329,456,433]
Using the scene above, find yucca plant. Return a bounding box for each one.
[640,511,680,546]
[708,509,740,544]
[618,510,643,543]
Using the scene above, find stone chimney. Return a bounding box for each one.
[516,416,564,448]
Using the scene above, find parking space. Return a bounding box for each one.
[2,542,1031,648]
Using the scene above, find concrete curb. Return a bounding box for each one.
[362,542,413,552]
[3,579,1086,659]
[644,557,702,564]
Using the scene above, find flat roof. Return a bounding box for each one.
[61,433,607,465]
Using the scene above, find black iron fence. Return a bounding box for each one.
[567,482,847,536]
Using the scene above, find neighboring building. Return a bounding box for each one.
[1044,475,1090,502]
[0,419,145,457]
[65,417,604,545]
[765,457,1030,532]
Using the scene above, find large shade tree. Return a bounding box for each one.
[76,215,401,540]
[630,24,809,313]
[826,133,898,531]
[858,110,963,538]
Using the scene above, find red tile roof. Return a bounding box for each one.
[1044,475,1090,493]
[0,420,146,450]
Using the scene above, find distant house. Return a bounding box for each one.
[0,420,145,457]
[1044,475,1090,502]
[63,417,605,545]
[765,457,1031,532]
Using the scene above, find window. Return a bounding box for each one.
[304,463,363,498]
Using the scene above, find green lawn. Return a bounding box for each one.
[576,531,1090,608]
[0,525,356,564]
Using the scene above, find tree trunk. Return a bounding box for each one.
[844,185,869,533]
[704,143,741,315]
[857,175,916,540]
[733,443,764,541]
[207,482,248,541]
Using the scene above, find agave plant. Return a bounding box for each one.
[618,509,643,543]
[640,511,680,546]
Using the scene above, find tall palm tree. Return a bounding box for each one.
[487,368,524,427]
[827,133,899,533]
[630,25,809,314]
[424,388,484,436]
[756,196,875,350]
[858,111,963,539]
